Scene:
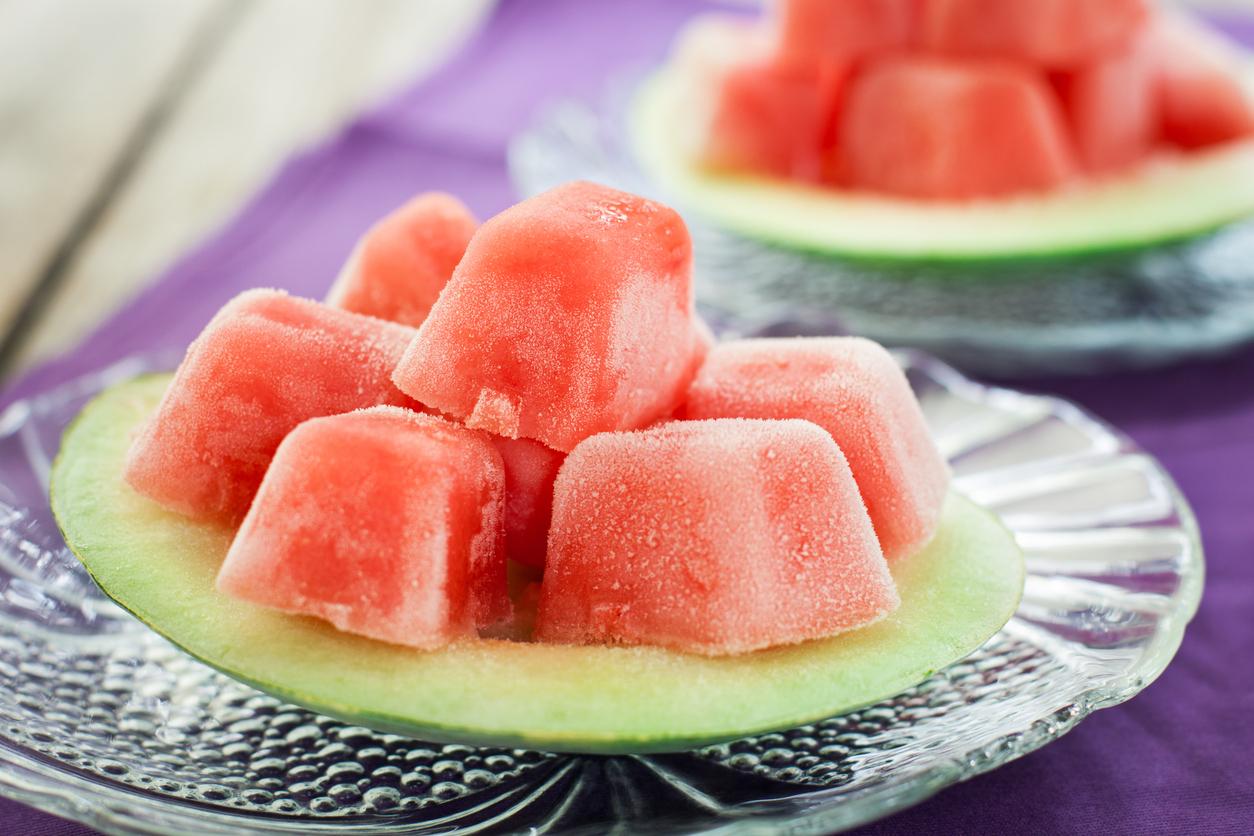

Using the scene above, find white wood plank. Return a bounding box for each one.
[0,0,220,344]
[12,0,492,373]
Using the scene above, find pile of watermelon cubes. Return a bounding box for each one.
[677,0,1254,199]
[125,182,949,656]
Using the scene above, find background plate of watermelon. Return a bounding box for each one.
[0,350,1201,834]
[509,6,1254,376]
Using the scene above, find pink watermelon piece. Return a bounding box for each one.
[217,407,510,646]
[771,0,916,66]
[326,192,477,328]
[670,15,842,180]
[1055,30,1158,174]
[125,289,417,523]
[680,338,950,561]
[704,60,846,181]
[391,181,707,453]
[492,436,565,569]
[1155,17,1254,151]
[835,56,1077,199]
[535,419,897,656]
[920,0,1150,69]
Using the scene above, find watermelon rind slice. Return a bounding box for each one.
[631,68,1254,262]
[51,375,1025,754]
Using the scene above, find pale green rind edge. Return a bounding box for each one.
[51,375,1025,754]
[630,69,1254,262]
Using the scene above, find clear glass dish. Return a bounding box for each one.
[508,79,1254,376]
[0,351,1202,834]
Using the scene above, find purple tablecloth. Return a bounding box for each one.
[3,1,1252,833]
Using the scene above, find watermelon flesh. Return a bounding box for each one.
[705,60,846,182]
[920,0,1149,69]
[493,437,565,569]
[535,419,898,656]
[392,181,707,452]
[216,407,510,647]
[1055,29,1158,174]
[671,15,843,181]
[124,289,417,524]
[326,192,477,328]
[668,14,769,149]
[681,338,950,561]
[836,56,1076,199]
[1156,17,1254,151]
[771,0,915,66]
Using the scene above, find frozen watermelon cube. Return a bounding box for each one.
[670,14,845,180]
[391,181,706,452]
[771,0,916,66]
[492,436,565,569]
[125,289,417,523]
[217,407,510,647]
[1055,30,1159,174]
[535,419,898,656]
[835,56,1076,199]
[680,338,949,561]
[1154,17,1254,151]
[920,0,1149,69]
[326,192,477,328]
[704,60,847,181]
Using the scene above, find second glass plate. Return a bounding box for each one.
[508,79,1254,376]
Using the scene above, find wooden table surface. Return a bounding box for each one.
[0,0,493,387]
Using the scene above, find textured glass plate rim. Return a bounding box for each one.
[0,351,1205,835]
[506,72,1254,374]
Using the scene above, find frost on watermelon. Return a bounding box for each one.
[681,338,949,561]
[124,289,417,524]
[391,181,707,453]
[535,419,898,656]
[835,56,1076,199]
[216,407,510,648]
[1155,17,1254,151]
[326,192,477,328]
[770,0,916,66]
[1055,30,1158,174]
[492,437,565,569]
[920,0,1149,69]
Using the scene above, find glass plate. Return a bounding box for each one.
[0,352,1202,835]
[507,80,1254,376]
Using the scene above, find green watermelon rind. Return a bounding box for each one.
[630,69,1254,263]
[51,375,1025,754]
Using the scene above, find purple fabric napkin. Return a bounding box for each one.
[4,1,1253,833]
